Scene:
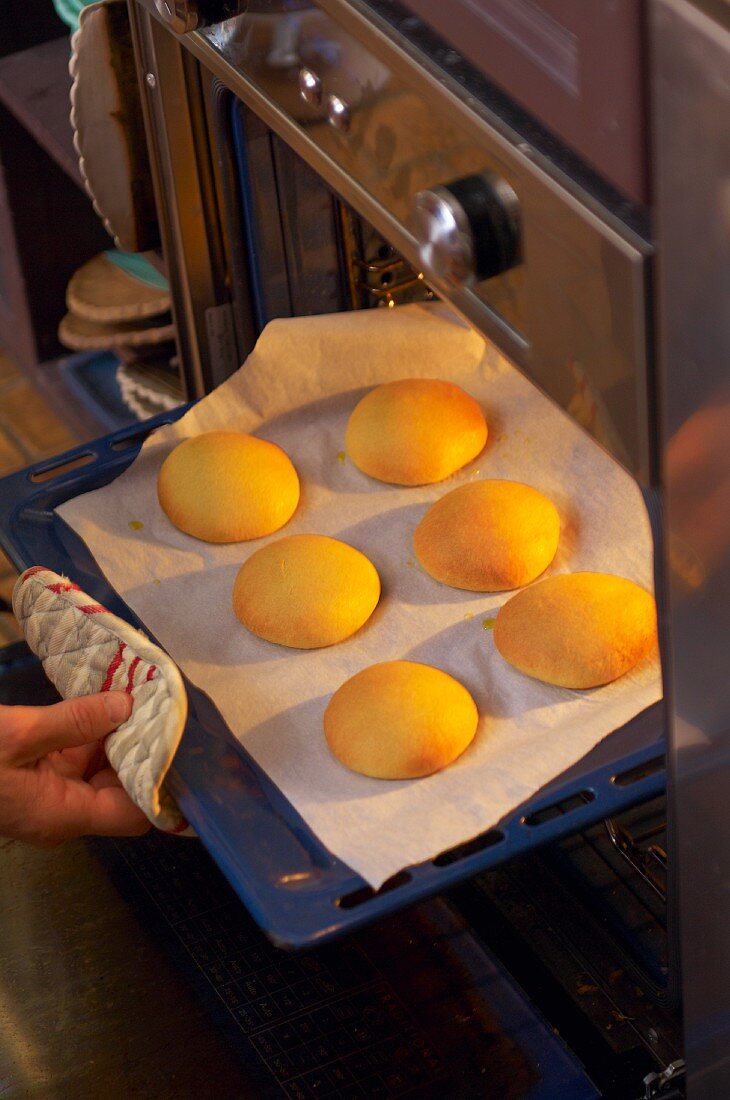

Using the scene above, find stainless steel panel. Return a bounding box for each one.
[652,0,730,1095]
[400,0,649,204]
[201,5,529,345]
[133,0,653,480]
[130,3,239,397]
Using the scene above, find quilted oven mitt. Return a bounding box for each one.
[12,567,192,836]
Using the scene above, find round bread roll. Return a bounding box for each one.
[233,534,380,649]
[324,660,478,779]
[494,572,657,689]
[414,479,560,591]
[157,430,299,543]
[345,378,487,485]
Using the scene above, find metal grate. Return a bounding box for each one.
[605,813,667,904]
[552,798,669,992]
[98,829,598,1099]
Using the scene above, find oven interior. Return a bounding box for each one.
[86,795,679,1099]
[160,72,682,1094]
[211,89,436,361]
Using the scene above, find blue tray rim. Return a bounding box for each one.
[0,413,666,948]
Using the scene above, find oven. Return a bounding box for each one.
[3,0,728,1095]
[129,0,730,1094]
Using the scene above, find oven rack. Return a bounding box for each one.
[605,809,668,903]
[0,409,667,948]
[552,798,670,996]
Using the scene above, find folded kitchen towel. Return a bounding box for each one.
[12,567,191,835]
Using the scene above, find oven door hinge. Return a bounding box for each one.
[643,1059,686,1099]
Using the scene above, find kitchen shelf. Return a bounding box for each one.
[0,31,110,370]
[0,37,83,190]
[0,34,173,431]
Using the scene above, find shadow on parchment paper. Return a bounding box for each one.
[242,694,418,800]
[253,389,378,495]
[256,385,502,495]
[403,615,588,723]
[551,500,582,572]
[336,503,494,608]
[124,562,290,668]
[140,561,391,670]
[253,388,366,438]
[403,616,496,698]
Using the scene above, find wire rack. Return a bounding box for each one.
[605,809,667,903]
[552,797,670,995]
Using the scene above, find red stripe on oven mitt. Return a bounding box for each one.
[12,567,193,836]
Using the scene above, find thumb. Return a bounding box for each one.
[13,692,133,763]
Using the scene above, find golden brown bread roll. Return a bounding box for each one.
[324,660,478,779]
[413,479,560,591]
[345,378,487,485]
[233,534,380,649]
[494,572,657,689]
[157,430,299,543]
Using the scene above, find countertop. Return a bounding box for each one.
[0,650,597,1100]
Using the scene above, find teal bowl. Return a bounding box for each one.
[52,0,90,32]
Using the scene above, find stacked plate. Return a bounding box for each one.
[59,250,183,419]
[52,0,88,32]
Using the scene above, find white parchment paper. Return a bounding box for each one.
[59,304,662,886]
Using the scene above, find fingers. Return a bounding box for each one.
[20,774,151,847]
[1,693,132,765]
[0,695,151,848]
[88,767,123,791]
[82,786,151,838]
[48,743,105,781]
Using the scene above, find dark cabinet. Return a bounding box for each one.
[0,9,111,371]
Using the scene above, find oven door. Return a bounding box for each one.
[399,0,648,204]
[130,0,654,485]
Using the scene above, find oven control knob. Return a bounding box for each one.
[155,0,199,33]
[414,173,520,287]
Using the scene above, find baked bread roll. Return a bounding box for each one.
[157,430,299,543]
[233,534,380,649]
[324,660,478,779]
[345,378,487,485]
[414,479,560,591]
[494,572,657,689]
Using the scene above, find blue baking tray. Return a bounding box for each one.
[0,410,667,948]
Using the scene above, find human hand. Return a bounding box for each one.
[0,692,150,847]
